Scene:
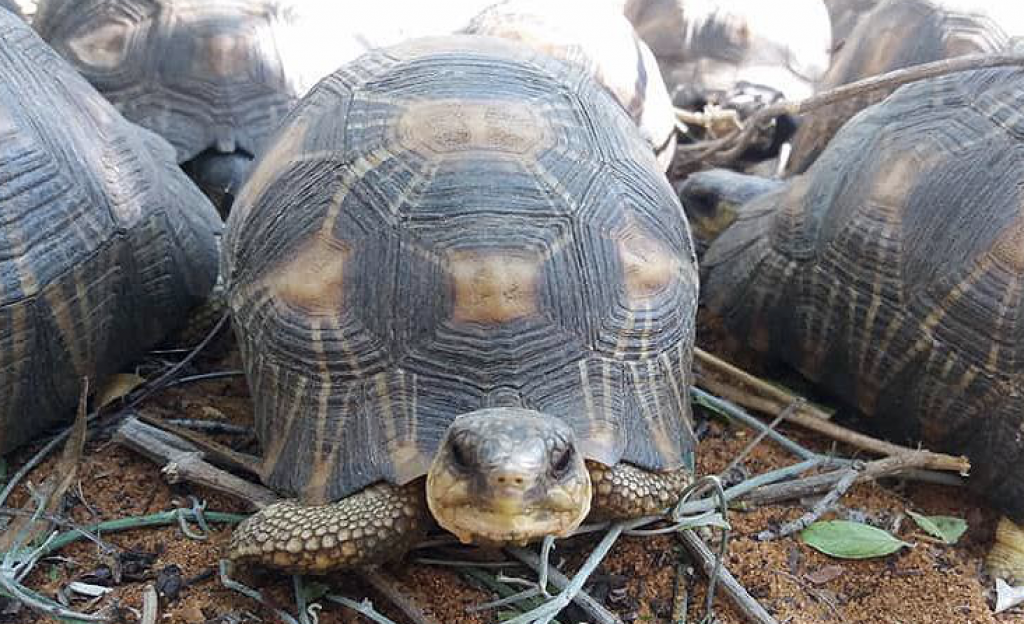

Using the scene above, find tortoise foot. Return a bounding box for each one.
[587,461,692,520]
[987,516,1024,585]
[228,482,428,573]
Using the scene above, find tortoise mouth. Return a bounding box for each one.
[426,481,592,546]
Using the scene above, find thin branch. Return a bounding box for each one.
[737,452,946,507]
[219,560,299,624]
[755,465,861,540]
[694,351,969,474]
[683,52,1024,167]
[502,523,625,624]
[720,400,805,478]
[692,388,817,460]
[360,569,441,624]
[696,348,833,422]
[505,545,624,624]
[677,530,778,624]
[324,594,400,624]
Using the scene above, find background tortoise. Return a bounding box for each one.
[223,35,698,573]
[620,0,832,105]
[0,9,221,454]
[32,0,359,209]
[822,0,880,49]
[784,0,1024,175]
[461,0,677,170]
[682,66,1024,582]
[0,0,23,19]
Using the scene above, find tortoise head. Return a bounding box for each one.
[426,408,591,545]
[181,148,253,216]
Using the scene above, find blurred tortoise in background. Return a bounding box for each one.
[32,0,361,211]
[223,35,698,573]
[680,66,1024,582]
[461,0,677,170]
[620,0,832,105]
[0,9,221,454]
[0,0,23,19]
[618,0,831,168]
[821,0,880,49]
[784,0,1024,175]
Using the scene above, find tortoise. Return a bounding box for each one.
[822,0,880,50]
[621,0,832,105]
[460,0,677,170]
[223,35,698,573]
[0,9,221,454]
[679,66,1024,582]
[31,0,357,210]
[0,0,23,20]
[784,0,1024,175]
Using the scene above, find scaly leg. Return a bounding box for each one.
[228,482,429,574]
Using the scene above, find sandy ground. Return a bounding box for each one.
[3,333,1024,624]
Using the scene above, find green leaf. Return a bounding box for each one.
[801,520,910,559]
[907,511,967,545]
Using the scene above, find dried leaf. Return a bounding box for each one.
[801,520,910,559]
[97,373,146,407]
[907,510,967,545]
[805,564,845,585]
[994,578,1024,613]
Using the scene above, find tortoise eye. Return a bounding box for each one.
[449,439,473,471]
[551,446,574,479]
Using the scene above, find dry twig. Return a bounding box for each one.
[755,465,861,540]
[695,350,969,474]
[674,52,1024,170]
[361,569,442,624]
[677,530,778,624]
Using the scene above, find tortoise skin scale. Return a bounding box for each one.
[0,10,221,453]
[33,0,335,164]
[702,67,1024,520]
[223,35,698,512]
[785,0,1024,175]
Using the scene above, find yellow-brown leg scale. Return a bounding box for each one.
[586,461,692,520]
[986,516,1024,585]
[227,482,429,574]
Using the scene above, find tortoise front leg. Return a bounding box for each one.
[586,461,692,520]
[228,482,429,574]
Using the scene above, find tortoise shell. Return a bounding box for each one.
[460,0,676,170]
[0,9,221,453]
[785,0,1024,175]
[0,0,23,20]
[33,0,336,163]
[224,35,698,505]
[702,67,1024,518]
[31,0,503,165]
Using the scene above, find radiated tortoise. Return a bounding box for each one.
[0,9,221,454]
[682,66,1024,582]
[223,35,698,573]
[32,0,361,210]
[461,0,677,170]
[785,0,1024,175]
